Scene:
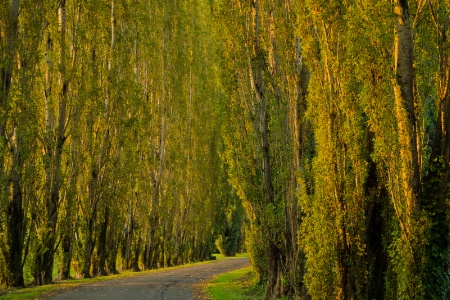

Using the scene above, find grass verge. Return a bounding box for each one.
[205,266,264,300]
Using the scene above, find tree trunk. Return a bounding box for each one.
[132,237,141,272]
[145,108,166,269]
[264,241,281,299]
[392,1,425,295]
[60,233,72,280]
[96,207,109,276]
[107,250,119,274]
[81,0,114,278]
[107,227,120,274]
[8,164,25,287]
[145,221,159,269]
[59,149,77,280]
[81,161,104,278]
[393,0,421,218]
[249,1,281,298]
[81,217,95,278]
[365,126,388,299]
[36,0,69,285]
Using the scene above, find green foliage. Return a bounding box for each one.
[387,223,427,299]
[1,0,450,298]
[422,158,450,299]
[243,223,266,283]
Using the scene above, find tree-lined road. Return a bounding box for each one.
[48,258,249,300]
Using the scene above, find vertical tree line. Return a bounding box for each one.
[216,0,450,299]
[0,0,239,287]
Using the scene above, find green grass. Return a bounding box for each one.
[206,267,264,300]
[0,285,57,300]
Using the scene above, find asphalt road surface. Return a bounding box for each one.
[48,257,250,300]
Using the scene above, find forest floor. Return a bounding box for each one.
[13,256,249,300]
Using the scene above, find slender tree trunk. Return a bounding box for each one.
[82,166,104,278]
[60,233,72,279]
[36,0,69,285]
[393,0,421,218]
[249,1,280,298]
[107,248,119,274]
[145,107,166,269]
[123,217,132,270]
[81,216,95,278]
[145,219,159,269]
[338,191,359,300]
[96,207,109,276]
[107,221,120,274]
[82,0,115,278]
[365,121,388,298]
[392,1,425,296]
[8,147,25,287]
[132,237,141,272]
[59,153,77,280]
[288,35,309,298]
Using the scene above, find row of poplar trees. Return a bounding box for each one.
[2,0,450,299]
[215,0,450,299]
[0,0,244,289]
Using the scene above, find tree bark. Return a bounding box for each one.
[392,1,425,295]
[393,0,421,218]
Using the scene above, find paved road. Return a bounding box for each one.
[48,258,250,300]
